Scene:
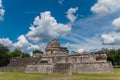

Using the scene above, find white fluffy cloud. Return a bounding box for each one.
[0,0,5,20]
[0,11,71,52]
[91,0,120,46]
[0,38,13,47]
[101,34,115,45]
[91,0,120,15]
[0,35,42,52]
[101,17,120,45]
[112,17,120,32]
[67,7,78,22]
[13,35,40,52]
[101,33,120,45]
[26,11,71,42]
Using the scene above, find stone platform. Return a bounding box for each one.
[25,62,113,74]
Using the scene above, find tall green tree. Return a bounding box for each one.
[0,44,10,67]
[0,44,9,54]
[114,49,120,65]
[107,49,120,66]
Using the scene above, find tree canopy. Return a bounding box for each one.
[9,49,30,58]
[107,49,120,66]
[33,49,43,54]
[0,44,30,66]
[0,44,10,67]
[0,44,9,54]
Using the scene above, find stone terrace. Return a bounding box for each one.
[7,57,40,67]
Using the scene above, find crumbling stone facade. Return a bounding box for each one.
[45,39,68,55]
[3,39,113,74]
[25,39,114,74]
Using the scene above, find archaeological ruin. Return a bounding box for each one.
[0,39,114,74]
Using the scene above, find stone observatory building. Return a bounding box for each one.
[24,39,113,74]
[45,39,69,55]
[5,39,113,74]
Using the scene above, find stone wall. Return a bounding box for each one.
[72,62,113,73]
[25,63,72,74]
[7,57,40,67]
[25,62,113,74]
[0,67,25,71]
[53,63,72,74]
[25,64,54,73]
[5,51,113,74]
[40,53,106,64]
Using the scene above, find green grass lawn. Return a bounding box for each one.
[0,68,120,80]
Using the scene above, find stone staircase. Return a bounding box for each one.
[7,57,40,67]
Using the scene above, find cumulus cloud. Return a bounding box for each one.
[112,17,120,32]
[0,38,13,47]
[0,11,72,52]
[0,35,42,52]
[26,11,71,42]
[0,0,5,20]
[101,34,115,45]
[91,0,120,15]
[101,17,120,45]
[13,35,41,52]
[67,7,78,22]
[101,33,120,45]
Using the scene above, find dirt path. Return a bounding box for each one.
[42,77,74,80]
[42,77,120,80]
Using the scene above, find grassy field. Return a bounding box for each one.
[0,68,120,80]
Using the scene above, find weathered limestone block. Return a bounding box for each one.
[53,63,72,74]
[25,64,54,73]
[72,62,113,73]
[0,67,25,71]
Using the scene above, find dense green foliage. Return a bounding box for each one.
[0,54,10,67]
[0,44,30,67]
[9,49,21,58]
[33,49,43,54]
[107,49,120,66]
[0,44,10,67]
[9,49,30,58]
[22,53,30,58]
[0,44,9,54]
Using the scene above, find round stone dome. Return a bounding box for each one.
[46,39,60,48]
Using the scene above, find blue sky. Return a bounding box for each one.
[1,0,95,39]
[0,0,120,53]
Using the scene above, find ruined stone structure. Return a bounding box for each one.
[3,39,113,74]
[25,39,113,74]
[45,39,68,55]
